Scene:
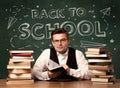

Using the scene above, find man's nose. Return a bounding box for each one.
[58,40,62,45]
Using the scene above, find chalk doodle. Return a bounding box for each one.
[100,7,111,16]
[7,17,17,29]
[80,40,106,48]
[5,4,113,50]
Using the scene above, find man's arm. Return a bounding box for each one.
[68,50,94,79]
[32,49,63,80]
[32,49,51,80]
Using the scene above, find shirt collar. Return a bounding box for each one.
[57,48,68,56]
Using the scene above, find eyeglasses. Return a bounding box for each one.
[52,38,68,44]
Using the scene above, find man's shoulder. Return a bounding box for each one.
[74,48,83,55]
[43,48,50,51]
[39,48,51,59]
[75,49,83,53]
[41,48,50,54]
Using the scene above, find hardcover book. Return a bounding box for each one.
[46,59,66,73]
[9,50,34,53]
[87,47,108,52]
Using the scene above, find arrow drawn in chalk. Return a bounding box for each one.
[7,16,17,29]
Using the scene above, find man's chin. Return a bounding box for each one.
[57,50,66,54]
[57,50,63,53]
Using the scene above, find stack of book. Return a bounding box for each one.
[7,50,34,84]
[85,47,115,84]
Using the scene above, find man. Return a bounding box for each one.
[32,28,93,81]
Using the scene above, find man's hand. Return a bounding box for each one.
[60,64,70,74]
[47,71,61,78]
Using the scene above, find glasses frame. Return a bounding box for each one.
[52,38,68,44]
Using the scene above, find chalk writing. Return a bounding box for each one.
[17,20,106,40]
[5,5,111,49]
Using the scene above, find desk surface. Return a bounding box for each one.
[0,79,120,88]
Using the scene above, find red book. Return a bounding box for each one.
[10,53,32,57]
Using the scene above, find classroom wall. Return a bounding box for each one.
[0,0,120,79]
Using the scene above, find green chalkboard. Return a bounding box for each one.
[0,0,120,79]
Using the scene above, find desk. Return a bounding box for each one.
[0,79,120,88]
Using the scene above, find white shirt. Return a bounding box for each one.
[57,49,68,65]
[32,48,93,80]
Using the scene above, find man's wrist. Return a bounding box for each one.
[66,68,70,74]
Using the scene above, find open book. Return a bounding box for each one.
[46,59,79,81]
[46,59,66,73]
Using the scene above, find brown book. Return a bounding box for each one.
[8,73,32,79]
[10,53,32,57]
[91,77,109,82]
[8,69,31,74]
[99,74,115,79]
[87,47,108,52]
[92,70,107,76]
[99,75,114,78]
[9,58,34,62]
[88,65,110,71]
[8,61,31,66]
[86,54,108,58]
[85,51,108,55]
[7,65,31,69]
[91,77,114,82]
[85,51,101,55]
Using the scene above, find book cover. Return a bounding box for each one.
[6,79,34,84]
[9,50,34,53]
[92,81,114,84]
[10,53,32,57]
[7,65,31,69]
[99,75,114,78]
[86,54,108,57]
[11,56,33,59]
[87,47,108,52]
[88,59,112,63]
[85,50,108,55]
[8,61,31,66]
[92,70,107,76]
[48,65,66,73]
[91,77,114,83]
[8,69,31,74]
[46,59,66,73]
[91,77,109,82]
[8,73,32,79]
[88,65,110,71]
[9,58,34,62]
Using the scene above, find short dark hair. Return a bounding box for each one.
[51,28,69,40]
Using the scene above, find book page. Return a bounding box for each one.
[46,59,61,70]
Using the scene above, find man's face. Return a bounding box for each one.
[52,33,70,54]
